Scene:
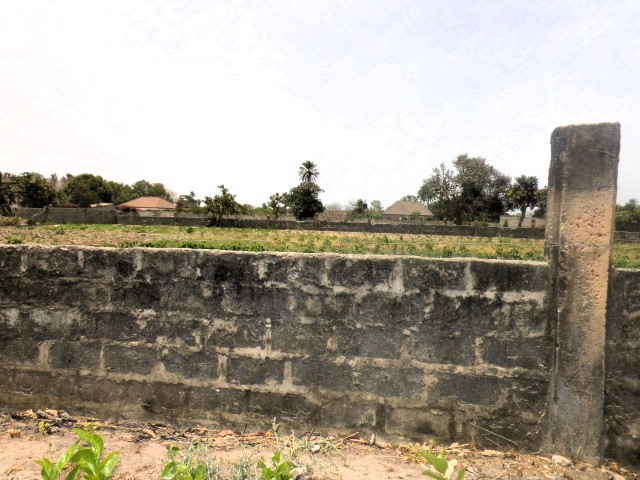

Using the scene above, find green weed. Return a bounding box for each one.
[4,235,24,244]
[256,451,294,480]
[35,428,120,480]
[420,449,466,480]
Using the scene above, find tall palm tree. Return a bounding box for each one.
[298,160,319,184]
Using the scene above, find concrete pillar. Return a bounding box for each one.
[545,123,620,462]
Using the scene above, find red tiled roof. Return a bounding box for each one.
[117,197,176,210]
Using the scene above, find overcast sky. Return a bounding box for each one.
[1,0,639,208]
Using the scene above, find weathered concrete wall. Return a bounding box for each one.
[25,207,118,224]
[545,123,620,462]
[0,245,550,448]
[606,268,640,465]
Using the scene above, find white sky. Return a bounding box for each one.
[1,0,639,208]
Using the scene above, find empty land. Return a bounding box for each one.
[1,224,639,267]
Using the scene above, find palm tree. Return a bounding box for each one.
[298,160,319,184]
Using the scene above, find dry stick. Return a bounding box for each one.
[467,422,518,447]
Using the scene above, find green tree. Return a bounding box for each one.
[176,192,202,213]
[0,172,17,215]
[103,181,134,205]
[452,154,511,223]
[13,172,55,208]
[204,185,243,224]
[131,180,174,201]
[266,193,284,219]
[298,160,319,183]
[417,163,457,220]
[533,187,547,219]
[351,199,368,216]
[64,174,111,207]
[369,199,383,213]
[617,198,640,226]
[286,182,325,220]
[508,175,539,227]
[418,155,512,224]
[288,161,324,220]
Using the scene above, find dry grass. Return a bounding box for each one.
[1,223,638,267]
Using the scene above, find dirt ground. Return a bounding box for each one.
[0,409,636,480]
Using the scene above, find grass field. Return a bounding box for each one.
[1,223,639,268]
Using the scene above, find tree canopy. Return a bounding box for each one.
[508,175,539,227]
[285,182,324,220]
[204,185,244,224]
[418,155,512,223]
[13,172,56,208]
[63,174,112,207]
[286,161,325,220]
[298,160,319,184]
[131,180,174,201]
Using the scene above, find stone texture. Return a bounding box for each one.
[545,123,620,462]
[0,244,555,451]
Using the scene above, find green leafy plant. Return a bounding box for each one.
[35,443,80,480]
[69,428,120,480]
[161,446,207,480]
[420,449,466,480]
[4,235,24,244]
[256,451,294,480]
[35,428,120,480]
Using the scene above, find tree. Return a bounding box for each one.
[417,163,456,220]
[452,154,511,223]
[286,182,324,220]
[0,172,16,215]
[369,200,384,213]
[401,194,418,202]
[131,180,174,201]
[351,199,368,216]
[287,161,324,220]
[508,175,539,227]
[617,198,640,225]
[533,187,547,219]
[176,192,202,213]
[14,172,55,208]
[63,174,110,207]
[417,155,512,224]
[204,185,243,224]
[103,181,134,205]
[298,160,319,184]
[266,193,284,219]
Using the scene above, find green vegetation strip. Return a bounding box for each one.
[2,224,640,268]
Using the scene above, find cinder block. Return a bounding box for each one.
[227,356,283,385]
[358,366,424,398]
[339,327,404,359]
[49,341,101,370]
[292,360,352,390]
[104,345,157,374]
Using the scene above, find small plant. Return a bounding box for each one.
[4,235,24,244]
[38,420,52,435]
[161,445,209,480]
[35,428,120,480]
[420,449,466,480]
[256,451,294,480]
[0,215,21,226]
[35,442,80,480]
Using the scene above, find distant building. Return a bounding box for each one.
[117,197,176,211]
[382,200,433,221]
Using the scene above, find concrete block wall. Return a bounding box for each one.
[606,269,640,464]
[0,245,550,448]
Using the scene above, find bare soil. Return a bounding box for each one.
[0,409,635,480]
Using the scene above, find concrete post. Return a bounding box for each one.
[545,123,620,462]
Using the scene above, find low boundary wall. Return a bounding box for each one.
[0,245,551,449]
